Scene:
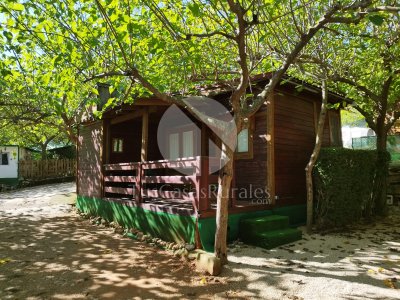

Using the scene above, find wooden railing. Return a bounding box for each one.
[19,159,76,180]
[103,162,141,200]
[103,156,232,213]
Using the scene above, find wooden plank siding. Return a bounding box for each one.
[234,104,269,204]
[77,121,103,198]
[273,91,335,205]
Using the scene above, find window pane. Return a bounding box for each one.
[182,131,194,157]
[112,139,123,153]
[169,133,180,159]
[1,153,8,165]
[237,129,249,153]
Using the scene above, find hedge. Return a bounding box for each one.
[313,148,390,229]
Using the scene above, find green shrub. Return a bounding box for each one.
[313,148,390,229]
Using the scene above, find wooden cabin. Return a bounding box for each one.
[76,78,343,251]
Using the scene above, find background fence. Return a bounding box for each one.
[19,159,76,180]
[352,135,400,161]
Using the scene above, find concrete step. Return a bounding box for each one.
[239,215,290,238]
[248,228,302,249]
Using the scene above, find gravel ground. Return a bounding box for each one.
[0,182,399,299]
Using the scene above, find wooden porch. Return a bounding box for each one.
[99,103,274,217]
[102,156,271,217]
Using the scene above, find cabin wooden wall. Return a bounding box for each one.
[273,90,338,205]
[147,117,164,161]
[77,121,103,198]
[234,105,268,202]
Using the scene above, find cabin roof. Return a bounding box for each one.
[85,74,347,123]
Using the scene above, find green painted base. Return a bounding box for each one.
[76,196,196,244]
[0,178,19,186]
[77,196,306,253]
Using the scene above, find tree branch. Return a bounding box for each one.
[353,106,376,131]
[83,71,130,83]
[331,75,380,102]
[186,31,235,40]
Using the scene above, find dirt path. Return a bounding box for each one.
[1,183,399,299]
[0,183,226,300]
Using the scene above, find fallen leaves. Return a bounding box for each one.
[383,278,397,289]
[378,267,386,273]
[0,257,12,265]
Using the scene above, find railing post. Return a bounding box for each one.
[136,163,142,203]
[198,156,209,213]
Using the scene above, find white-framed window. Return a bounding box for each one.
[168,133,180,160]
[167,128,197,159]
[236,128,249,153]
[182,130,194,157]
[235,118,254,159]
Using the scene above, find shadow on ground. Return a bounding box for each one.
[0,211,236,300]
[1,183,399,300]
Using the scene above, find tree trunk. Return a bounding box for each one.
[306,79,328,233]
[214,142,234,265]
[372,121,389,216]
[40,144,47,160]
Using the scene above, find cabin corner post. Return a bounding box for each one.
[141,109,149,162]
[102,119,110,197]
[197,156,210,213]
[138,110,149,203]
[136,163,142,203]
[266,93,276,205]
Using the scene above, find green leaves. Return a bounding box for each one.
[9,3,24,11]
[2,31,13,41]
[369,14,385,26]
[188,3,201,17]
[0,69,12,77]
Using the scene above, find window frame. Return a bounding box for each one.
[235,117,254,160]
[166,124,199,159]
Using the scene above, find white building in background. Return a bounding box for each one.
[341,126,375,148]
[0,145,34,185]
[0,145,19,180]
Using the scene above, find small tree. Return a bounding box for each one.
[286,6,400,223]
